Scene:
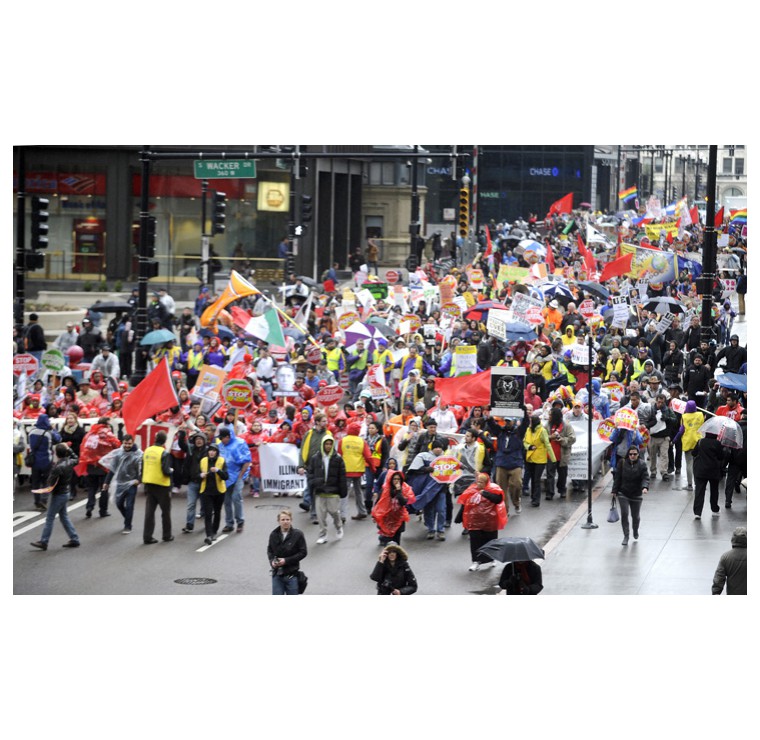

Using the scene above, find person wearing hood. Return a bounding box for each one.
[544,406,576,500]
[458,473,508,571]
[371,469,416,546]
[217,427,251,533]
[28,413,62,510]
[181,432,209,532]
[715,334,747,374]
[242,419,270,497]
[370,541,418,595]
[691,432,729,520]
[101,434,143,534]
[268,508,308,595]
[611,445,650,546]
[485,410,529,515]
[712,527,747,595]
[30,443,80,551]
[307,435,347,544]
[683,353,710,403]
[561,324,576,346]
[338,421,373,519]
[298,413,331,522]
[75,418,121,519]
[199,443,229,544]
[645,393,677,482]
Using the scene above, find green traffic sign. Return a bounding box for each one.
[193,159,257,179]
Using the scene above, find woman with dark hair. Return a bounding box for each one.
[370,541,417,595]
[199,443,229,544]
[611,446,650,546]
[59,410,85,499]
[661,340,684,387]
[525,361,546,401]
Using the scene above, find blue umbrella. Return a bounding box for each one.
[139,328,176,346]
[505,322,537,342]
[540,282,574,300]
[200,325,235,340]
[716,373,747,393]
[516,239,547,257]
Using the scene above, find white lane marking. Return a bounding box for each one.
[13,499,89,538]
[196,533,229,552]
[14,512,39,526]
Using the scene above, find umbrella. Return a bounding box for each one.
[476,536,545,564]
[540,282,574,303]
[501,232,523,244]
[139,328,176,346]
[715,373,747,393]
[642,296,688,315]
[515,239,546,257]
[698,416,743,449]
[576,281,609,300]
[579,202,592,209]
[465,300,508,322]
[200,325,235,340]
[344,322,385,353]
[505,322,537,342]
[88,301,133,313]
[297,276,318,287]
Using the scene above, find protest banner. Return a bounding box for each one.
[611,295,630,328]
[453,345,477,376]
[259,443,307,496]
[40,349,66,374]
[566,421,613,480]
[486,308,510,340]
[510,292,544,324]
[191,364,226,417]
[620,243,678,284]
[490,366,525,418]
[655,312,675,334]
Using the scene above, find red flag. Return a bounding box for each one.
[546,192,573,217]
[714,207,724,228]
[121,358,180,437]
[434,369,492,407]
[484,225,493,258]
[576,233,589,257]
[689,206,699,224]
[599,252,634,283]
[545,241,555,273]
[576,233,596,274]
[666,231,674,244]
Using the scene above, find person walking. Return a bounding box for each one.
[30,443,81,550]
[457,473,508,572]
[371,469,416,546]
[611,446,650,546]
[672,400,705,491]
[199,443,228,544]
[101,434,143,534]
[267,508,308,595]
[486,411,528,514]
[711,527,747,595]
[78,418,121,518]
[307,435,347,544]
[370,542,418,595]
[691,432,729,520]
[27,413,61,511]
[141,430,174,544]
[338,421,373,520]
[217,428,251,534]
[406,445,449,540]
[544,406,576,500]
[181,432,208,533]
[523,414,556,507]
[645,393,677,482]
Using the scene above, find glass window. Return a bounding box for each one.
[722,158,733,175]
[655,157,664,173]
[735,158,744,175]
[369,162,382,185]
[382,162,395,185]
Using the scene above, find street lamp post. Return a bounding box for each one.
[698,146,719,344]
[409,145,420,270]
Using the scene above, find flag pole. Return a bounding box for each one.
[581,319,598,530]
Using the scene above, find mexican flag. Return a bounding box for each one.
[231,306,286,347]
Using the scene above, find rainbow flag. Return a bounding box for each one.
[618,185,637,202]
[729,208,747,224]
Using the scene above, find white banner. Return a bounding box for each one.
[655,312,675,334]
[259,443,307,495]
[566,420,613,480]
[486,307,510,340]
[611,295,629,329]
[511,292,544,324]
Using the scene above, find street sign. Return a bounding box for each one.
[193,160,257,179]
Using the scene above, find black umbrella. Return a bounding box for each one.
[89,301,133,313]
[576,281,610,300]
[642,296,687,315]
[476,536,545,564]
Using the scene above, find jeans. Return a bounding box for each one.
[724,465,743,506]
[364,468,379,514]
[423,491,446,533]
[40,492,79,544]
[272,573,299,595]
[185,481,204,527]
[545,462,568,498]
[618,494,642,537]
[224,477,245,528]
[31,466,51,506]
[86,472,108,514]
[115,484,138,529]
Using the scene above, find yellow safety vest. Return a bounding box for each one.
[200,456,227,493]
[142,445,170,486]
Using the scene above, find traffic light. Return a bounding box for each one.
[31,196,49,250]
[458,187,469,238]
[300,194,313,225]
[145,215,157,258]
[212,191,226,235]
[144,259,160,279]
[298,159,309,179]
[25,252,46,271]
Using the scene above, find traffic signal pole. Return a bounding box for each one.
[14,147,26,329]
[131,148,153,385]
[698,145,718,344]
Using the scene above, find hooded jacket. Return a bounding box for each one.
[306,435,347,497]
[711,528,747,595]
[28,414,62,469]
[337,422,373,477]
[486,414,528,470]
[370,543,418,595]
[371,470,416,538]
[456,476,507,532]
[612,449,650,498]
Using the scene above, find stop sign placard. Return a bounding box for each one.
[222,379,254,410]
[13,353,39,377]
[316,384,345,406]
[579,299,595,318]
[385,270,399,285]
[431,455,463,484]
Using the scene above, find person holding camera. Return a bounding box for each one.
[31,443,81,550]
[370,542,418,595]
[267,508,308,595]
[611,446,650,546]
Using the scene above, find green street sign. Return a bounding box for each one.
[193,159,257,179]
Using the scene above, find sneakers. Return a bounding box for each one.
[662,475,671,482]
[694,515,701,520]
[435,532,446,541]
[30,541,47,550]
[298,502,310,512]
[62,541,80,548]
[316,535,328,545]
[515,505,522,513]
[725,503,732,509]
[144,538,159,544]
[204,537,212,545]
[122,528,132,535]
[426,531,435,540]
[712,510,720,517]
[182,526,194,533]
[336,527,344,540]
[686,484,694,490]
[85,510,92,518]
[99,512,111,517]
[163,535,175,542]
[622,535,629,546]
[468,562,480,572]
[172,487,181,494]
[222,526,234,533]
[237,524,244,533]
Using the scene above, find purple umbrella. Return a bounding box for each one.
[344,322,386,353]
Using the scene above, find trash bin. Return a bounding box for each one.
[362,282,388,300]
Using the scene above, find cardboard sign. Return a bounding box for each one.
[490,366,526,418]
[453,345,477,376]
[40,349,66,373]
[655,312,675,334]
[511,292,544,324]
[570,344,597,366]
[486,308,510,341]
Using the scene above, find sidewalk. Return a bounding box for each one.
[540,470,747,595]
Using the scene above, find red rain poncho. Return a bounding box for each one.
[456,476,508,532]
[74,423,122,476]
[371,471,416,539]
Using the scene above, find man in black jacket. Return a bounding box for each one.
[712,527,747,595]
[682,315,702,352]
[715,335,747,374]
[307,436,347,545]
[24,312,47,363]
[267,508,308,595]
[691,433,728,519]
[76,318,103,363]
[404,419,449,473]
[31,444,80,550]
[683,354,710,403]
